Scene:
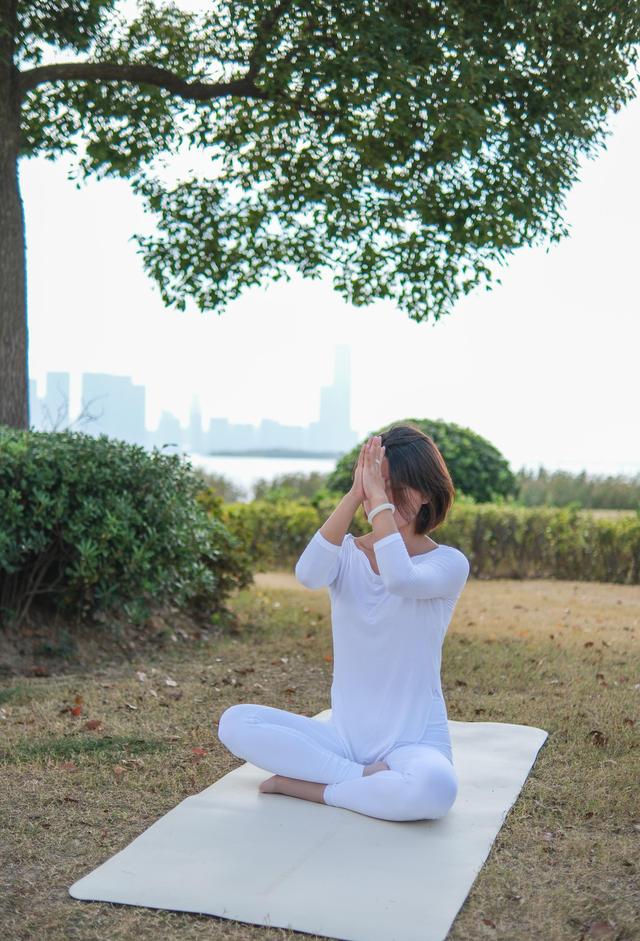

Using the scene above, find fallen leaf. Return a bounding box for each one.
[74,694,83,705]
[136,671,147,682]
[113,765,126,776]
[60,761,77,771]
[165,677,178,687]
[192,747,207,758]
[70,705,82,717]
[83,719,102,731]
[124,702,138,710]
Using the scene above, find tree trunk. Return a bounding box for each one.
[0,0,28,430]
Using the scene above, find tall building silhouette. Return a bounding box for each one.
[81,373,146,446]
[28,372,70,430]
[306,345,354,451]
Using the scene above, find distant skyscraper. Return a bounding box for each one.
[37,371,70,430]
[154,410,185,450]
[28,378,42,429]
[188,395,204,453]
[306,344,356,451]
[81,373,146,446]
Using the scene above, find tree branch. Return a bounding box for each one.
[18,58,340,122]
[18,61,269,103]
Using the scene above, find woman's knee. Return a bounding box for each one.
[404,763,459,820]
[217,703,256,749]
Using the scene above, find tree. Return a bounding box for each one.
[2,0,639,429]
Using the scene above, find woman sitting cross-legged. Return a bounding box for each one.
[217,423,471,823]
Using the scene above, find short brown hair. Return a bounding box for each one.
[379,423,456,535]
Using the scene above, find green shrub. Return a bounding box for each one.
[0,427,253,629]
[211,494,640,585]
[220,499,325,571]
[252,470,330,502]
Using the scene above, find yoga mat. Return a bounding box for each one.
[69,711,548,941]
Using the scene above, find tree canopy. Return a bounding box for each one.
[15,0,640,322]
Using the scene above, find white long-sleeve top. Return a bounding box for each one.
[295,528,471,766]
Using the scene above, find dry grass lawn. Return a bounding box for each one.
[1,570,639,941]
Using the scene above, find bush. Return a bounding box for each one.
[0,427,253,629]
[252,470,331,502]
[214,494,640,585]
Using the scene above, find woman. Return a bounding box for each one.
[217,423,471,822]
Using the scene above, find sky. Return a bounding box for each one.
[19,21,640,478]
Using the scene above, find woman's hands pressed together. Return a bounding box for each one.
[361,436,390,519]
[323,437,392,548]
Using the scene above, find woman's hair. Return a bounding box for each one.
[377,422,456,535]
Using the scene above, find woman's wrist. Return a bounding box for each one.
[344,489,363,512]
[367,490,388,507]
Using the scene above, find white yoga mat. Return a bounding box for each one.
[69,711,548,941]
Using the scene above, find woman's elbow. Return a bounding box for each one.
[294,563,322,590]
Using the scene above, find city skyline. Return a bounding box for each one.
[27,359,640,481]
[28,345,360,456]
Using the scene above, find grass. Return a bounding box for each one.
[1,570,638,941]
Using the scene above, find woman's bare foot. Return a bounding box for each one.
[258,774,326,804]
[362,760,390,776]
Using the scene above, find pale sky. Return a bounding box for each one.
[20,28,640,477]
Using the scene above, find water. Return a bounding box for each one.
[182,452,339,501]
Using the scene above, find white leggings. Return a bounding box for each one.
[217,703,459,822]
